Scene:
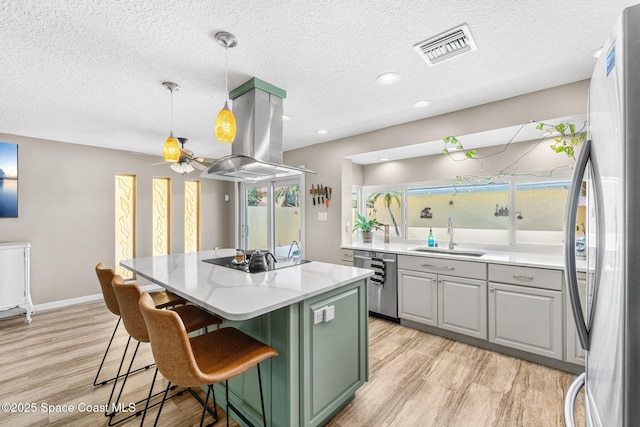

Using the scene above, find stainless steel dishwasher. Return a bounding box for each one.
[353,250,398,321]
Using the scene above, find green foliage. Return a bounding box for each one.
[367,191,402,236]
[443,121,586,164]
[367,191,401,210]
[247,188,264,206]
[535,122,587,159]
[443,136,477,158]
[353,212,383,233]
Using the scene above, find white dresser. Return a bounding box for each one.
[0,242,33,323]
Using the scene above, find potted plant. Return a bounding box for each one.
[353,212,382,243]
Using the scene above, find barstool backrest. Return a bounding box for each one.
[96,263,120,317]
[139,292,202,387]
[112,275,150,343]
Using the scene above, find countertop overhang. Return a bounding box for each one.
[120,248,374,321]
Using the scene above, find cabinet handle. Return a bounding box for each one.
[489,288,495,293]
[512,274,534,281]
[421,263,455,271]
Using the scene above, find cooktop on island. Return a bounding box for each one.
[202,252,311,274]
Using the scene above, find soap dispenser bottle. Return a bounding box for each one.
[427,227,435,247]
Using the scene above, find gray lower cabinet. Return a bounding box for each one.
[398,255,487,339]
[565,272,587,365]
[488,282,563,360]
[398,269,438,326]
[438,276,487,339]
[488,263,564,360]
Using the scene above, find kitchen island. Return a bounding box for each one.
[120,249,373,427]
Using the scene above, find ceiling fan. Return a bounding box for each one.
[152,137,209,175]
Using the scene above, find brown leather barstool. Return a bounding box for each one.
[139,291,278,427]
[109,275,223,426]
[94,263,187,387]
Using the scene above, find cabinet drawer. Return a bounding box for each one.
[398,255,486,280]
[488,264,562,291]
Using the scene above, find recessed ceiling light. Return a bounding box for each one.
[413,100,431,108]
[316,129,329,135]
[376,72,401,85]
[379,157,391,162]
[282,115,290,121]
[591,47,603,58]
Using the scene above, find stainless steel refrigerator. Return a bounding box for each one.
[564,4,640,426]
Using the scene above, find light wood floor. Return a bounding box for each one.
[0,301,584,426]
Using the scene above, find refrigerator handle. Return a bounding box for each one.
[564,139,591,351]
[564,372,585,427]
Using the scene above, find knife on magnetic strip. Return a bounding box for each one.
[311,184,315,205]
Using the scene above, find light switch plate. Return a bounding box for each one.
[325,305,335,322]
[318,212,328,221]
[313,308,325,325]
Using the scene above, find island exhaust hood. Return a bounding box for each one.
[201,78,315,182]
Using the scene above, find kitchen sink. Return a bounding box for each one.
[408,247,486,257]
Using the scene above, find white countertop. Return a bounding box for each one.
[341,242,586,271]
[120,249,374,321]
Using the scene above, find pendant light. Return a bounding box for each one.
[162,82,181,162]
[214,31,238,143]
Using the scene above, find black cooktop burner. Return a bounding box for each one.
[202,254,311,274]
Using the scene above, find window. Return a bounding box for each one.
[184,181,200,253]
[152,178,171,256]
[243,185,269,250]
[365,189,403,237]
[240,177,305,257]
[358,172,571,247]
[115,174,136,279]
[407,183,509,244]
[274,183,301,257]
[515,181,570,245]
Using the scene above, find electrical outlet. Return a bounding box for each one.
[313,308,325,325]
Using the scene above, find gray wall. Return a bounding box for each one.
[0,80,589,305]
[284,80,589,264]
[0,133,234,305]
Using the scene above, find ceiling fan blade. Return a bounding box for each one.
[190,160,209,170]
[150,161,168,166]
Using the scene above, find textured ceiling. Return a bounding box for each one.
[0,0,637,162]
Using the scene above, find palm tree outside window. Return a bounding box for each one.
[366,191,403,237]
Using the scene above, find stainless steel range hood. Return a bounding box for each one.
[201,78,315,182]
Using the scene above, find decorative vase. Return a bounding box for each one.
[362,231,373,243]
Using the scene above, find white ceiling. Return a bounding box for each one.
[0,0,636,162]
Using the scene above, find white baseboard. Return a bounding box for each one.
[0,284,163,319]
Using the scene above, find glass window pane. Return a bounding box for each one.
[274,184,301,257]
[515,181,570,244]
[245,186,268,250]
[184,181,200,253]
[407,183,509,244]
[115,174,136,279]
[365,190,403,237]
[152,178,171,256]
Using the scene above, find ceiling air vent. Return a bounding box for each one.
[414,23,477,66]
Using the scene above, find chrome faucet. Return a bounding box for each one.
[448,217,455,250]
